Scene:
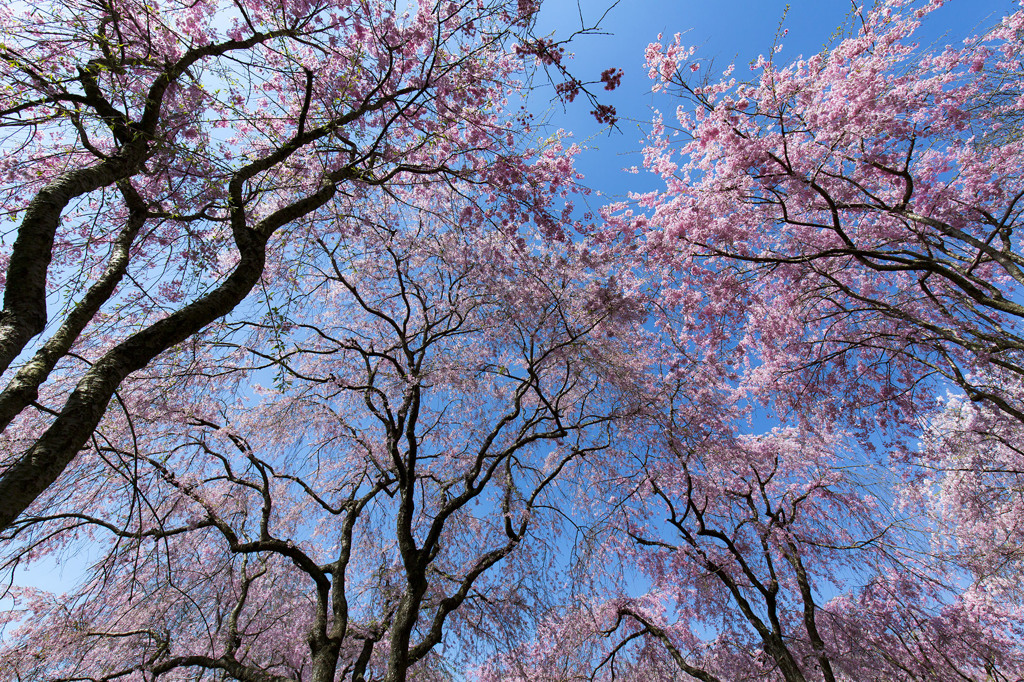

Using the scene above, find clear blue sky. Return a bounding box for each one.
[533,0,1017,199]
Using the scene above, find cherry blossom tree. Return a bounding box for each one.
[528,1,1024,679]
[474,3,1024,679]
[0,208,646,680]
[594,411,1024,682]
[8,0,1024,679]
[632,0,1024,429]
[477,374,1024,681]
[0,0,614,533]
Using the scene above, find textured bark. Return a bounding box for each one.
[0,174,342,531]
[0,235,268,531]
[0,187,146,431]
[0,158,139,375]
[384,580,427,682]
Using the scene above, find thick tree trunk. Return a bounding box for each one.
[384,579,427,682]
[309,643,342,682]
[0,158,137,375]
[0,233,267,531]
[0,196,145,431]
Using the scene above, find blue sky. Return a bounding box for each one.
[533,0,1017,199]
